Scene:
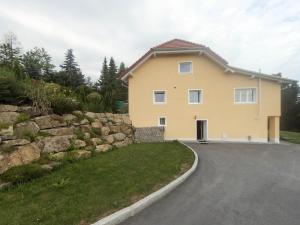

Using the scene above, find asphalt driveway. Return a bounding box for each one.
[121,142,300,225]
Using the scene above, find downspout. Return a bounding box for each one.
[258,77,262,117]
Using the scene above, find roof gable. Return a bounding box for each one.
[120,39,295,84]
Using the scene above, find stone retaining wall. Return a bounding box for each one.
[0,104,135,174]
[135,127,164,142]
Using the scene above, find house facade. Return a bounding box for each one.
[120,39,294,143]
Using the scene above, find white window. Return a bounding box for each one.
[158,117,166,126]
[234,88,257,104]
[153,90,166,104]
[188,89,202,104]
[179,62,192,74]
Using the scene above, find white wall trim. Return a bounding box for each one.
[234,87,258,104]
[188,89,203,104]
[153,90,167,104]
[157,116,167,127]
[178,61,193,74]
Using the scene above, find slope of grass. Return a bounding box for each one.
[281,131,300,144]
[0,141,194,225]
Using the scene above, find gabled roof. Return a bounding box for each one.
[120,39,295,84]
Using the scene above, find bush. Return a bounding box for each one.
[0,67,25,104]
[16,113,30,123]
[1,164,49,184]
[50,96,80,115]
[23,79,51,114]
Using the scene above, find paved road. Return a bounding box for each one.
[121,142,300,225]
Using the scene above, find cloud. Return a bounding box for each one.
[0,0,299,81]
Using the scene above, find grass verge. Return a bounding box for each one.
[0,141,194,225]
[280,131,300,144]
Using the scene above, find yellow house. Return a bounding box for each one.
[120,39,294,143]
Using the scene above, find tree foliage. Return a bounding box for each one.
[59,49,85,88]
[22,47,55,80]
[281,82,300,130]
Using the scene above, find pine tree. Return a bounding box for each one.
[97,57,119,112]
[59,49,84,88]
[117,62,128,101]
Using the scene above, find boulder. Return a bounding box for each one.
[15,121,40,135]
[80,125,91,132]
[120,124,133,135]
[80,119,89,125]
[3,139,30,146]
[85,112,97,119]
[69,150,91,159]
[34,115,66,129]
[0,105,18,112]
[99,117,108,123]
[113,133,126,141]
[0,112,20,124]
[39,135,74,153]
[109,126,121,133]
[104,135,114,144]
[40,164,53,171]
[18,106,41,117]
[41,127,74,136]
[84,132,91,139]
[95,144,112,153]
[90,138,102,146]
[0,125,13,136]
[63,114,77,122]
[91,121,102,129]
[48,152,67,161]
[113,141,128,148]
[72,110,83,117]
[122,116,132,125]
[73,139,86,148]
[101,127,110,136]
[0,143,41,174]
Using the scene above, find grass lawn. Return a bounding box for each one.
[280,131,300,144]
[0,141,194,225]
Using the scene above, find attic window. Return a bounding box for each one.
[179,62,192,74]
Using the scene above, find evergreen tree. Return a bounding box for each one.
[281,82,300,130]
[22,47,55,80]
[98,57,119,112]
[117,62,128,101]
[60,49,84,88]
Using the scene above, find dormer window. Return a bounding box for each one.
[179,61,193,74]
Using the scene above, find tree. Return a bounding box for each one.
[281,82,300,130]
[0,32,22,77]
[117,62,128,101]
[97,57,119,112]
[22,47,55,80]
[59,49,84,88]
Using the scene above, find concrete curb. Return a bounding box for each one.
[92,141,198,225]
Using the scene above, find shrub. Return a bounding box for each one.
[0,122,10,130]
[50,96,80,115]
[16,113,30,123]
[74,128,85,140]
[14,128,36,141]
[0,67,25,104]
[23,79,51,114]
[1,164,49,184]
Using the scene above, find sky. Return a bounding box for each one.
[0,0,299,81]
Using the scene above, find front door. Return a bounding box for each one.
[197,120,207,141]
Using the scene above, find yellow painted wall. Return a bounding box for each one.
[128,53,281,142]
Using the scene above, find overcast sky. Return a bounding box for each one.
[0,0,299,81]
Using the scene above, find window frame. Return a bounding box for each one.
[178,61,193,74]
[153,90,167,104]
[188,89,203,104]
[158,116,167,127]
[234,87,257,104]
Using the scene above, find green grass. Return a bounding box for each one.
[280,131,300,144]
[0,141,194,225]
